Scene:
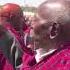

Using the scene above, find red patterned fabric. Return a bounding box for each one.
[0,50,6,70]
[4,23,33,54]
[20,52,36,70]
[3,60,13,70]
[0,23,34,70]
[21,44,70,70]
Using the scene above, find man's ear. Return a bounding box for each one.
[49,23,60,39]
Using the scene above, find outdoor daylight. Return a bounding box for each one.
[0,0,70,70]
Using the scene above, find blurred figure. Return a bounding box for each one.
[22,0,70,70]
[1,3,35,54]
[0,8,11,70]
[0,3,36,70]
[0,3,27,70]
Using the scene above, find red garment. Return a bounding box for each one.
[2,23,34,70]
[0,23,34,70]
[20,52,36,70]
[3,60,13,70]
[4,23,33,54]
[0,50,6,70]
[0,49,14,70]
[0,23,23,70]
[21,44,70,70]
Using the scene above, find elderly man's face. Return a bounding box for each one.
[30,15,52,50]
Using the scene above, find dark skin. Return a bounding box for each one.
[30,0,70,51]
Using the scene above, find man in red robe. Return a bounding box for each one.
[21,0,70,70]
[0,3,36,70]
[0,3,27,70]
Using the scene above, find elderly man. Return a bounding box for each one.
[21,0,70,70]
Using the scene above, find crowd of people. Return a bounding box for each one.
[0,0,70,70]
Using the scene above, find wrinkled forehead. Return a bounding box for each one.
[31,14,53,30]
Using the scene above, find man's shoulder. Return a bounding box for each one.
[32,48,70,70]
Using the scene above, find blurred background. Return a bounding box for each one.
[0,0,46,17]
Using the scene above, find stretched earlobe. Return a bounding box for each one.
[49,23,59,39]
[50,33,58,39]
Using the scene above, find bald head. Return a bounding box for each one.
[38,0,70,23]
[31,0,70,50]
